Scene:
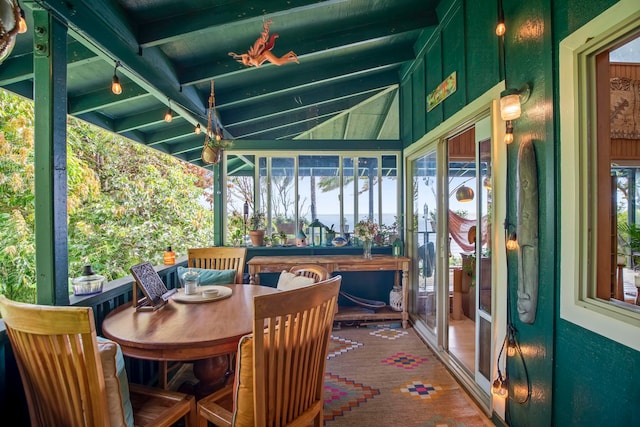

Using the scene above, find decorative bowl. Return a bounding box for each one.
[332,236,348,247]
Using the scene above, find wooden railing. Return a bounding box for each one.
[0,258,188,420]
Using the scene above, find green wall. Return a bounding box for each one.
[402,0,640,425]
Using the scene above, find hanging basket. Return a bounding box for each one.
[202,144,222,165]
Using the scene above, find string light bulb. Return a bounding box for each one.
[18,6,27,34]
[195,123,201,134]
[164,99,173,123]
[496,0,505,36]
[507,336,517,357]
[111,61,122,95]
[504,120,514,144]
[506,232,518,250]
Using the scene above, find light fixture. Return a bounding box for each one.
[17,4,27,34]
[164,99,173,123]
[308,218,325,247]
[495,0,505,36]
[500,84,531,121]
[506,232,518,250]
[455,185,474,202]
[111,61,122,95]
[483,176,492,190]
[507,336,517,357]
[492,372,508,398]
[504,120,514,144]
[194,123,201,134]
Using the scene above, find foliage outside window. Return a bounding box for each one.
[559,0,640,351]
[0,90,214,303]
[224,152,400,246]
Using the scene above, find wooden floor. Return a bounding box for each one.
[448,315,476,372]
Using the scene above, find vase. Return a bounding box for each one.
[362,239,372,259]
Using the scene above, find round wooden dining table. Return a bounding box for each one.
[101,284,279,398]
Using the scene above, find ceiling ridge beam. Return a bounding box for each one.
[179,30,420,87]
[137,0,342,47]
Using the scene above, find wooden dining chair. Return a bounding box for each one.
[0,295,196,427]
[160,247,248,390]
[289,264,329,282]
[196,275,342,427]
[187,247,247,284]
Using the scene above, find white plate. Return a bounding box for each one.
[172,285,233,303]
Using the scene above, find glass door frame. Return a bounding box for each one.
[404,82,508,415]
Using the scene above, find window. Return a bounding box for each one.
[225,152,400,245]
[559,0,640,351]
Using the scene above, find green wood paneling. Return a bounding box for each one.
[464,0,501,101]
[400,79,414,146]
[441,4,466,119]
[425,34,443,132]
[412,59,426,139]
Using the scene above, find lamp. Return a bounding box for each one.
[164,99,173,123]
[506,232,518,250]
[500,84,531,121]
[111,61,122,95]
[455,185,474,202]
[17,3,26,34]
[504,120,514,144]
[308,219,325,247]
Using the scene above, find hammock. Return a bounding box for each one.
[448,210,488,253]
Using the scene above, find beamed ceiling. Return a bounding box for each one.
[0,0,441,168]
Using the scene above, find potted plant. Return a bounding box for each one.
[324,224,336,245]
[249,212,266,246]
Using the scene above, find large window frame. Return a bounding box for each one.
[223,150,401,244]
[559,0,640,351]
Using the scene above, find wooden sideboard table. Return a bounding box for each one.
[247,254,411,328]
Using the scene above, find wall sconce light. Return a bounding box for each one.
[504,120,514,144]
[500,84,531,121]
[455,185,475,202]
[111,61,122,95]
[194,123,201,134]
[17,4,27,34]
[164,99,173,123]
[506,232,518,250]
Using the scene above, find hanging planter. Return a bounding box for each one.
[201,144,222,165]
[201,80,232,165]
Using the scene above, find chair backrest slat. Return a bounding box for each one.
[187,247,247,284]
[251,275,341,426]
[0,296,110,427]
